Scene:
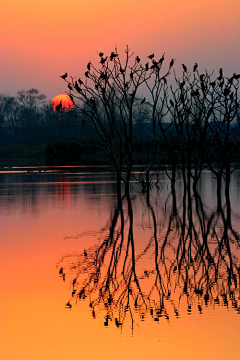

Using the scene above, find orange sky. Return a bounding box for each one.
[1,0,240,99]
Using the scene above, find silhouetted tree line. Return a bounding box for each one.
[0,89,95,147]
[58,47,240,196]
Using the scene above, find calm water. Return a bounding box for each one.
[1,166,240,360]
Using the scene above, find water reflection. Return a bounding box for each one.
[58,182,240,331]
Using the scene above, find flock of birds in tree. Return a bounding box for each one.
[57,52,240,113]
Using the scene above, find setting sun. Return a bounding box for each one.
[51,94,75,112]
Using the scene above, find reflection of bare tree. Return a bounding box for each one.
[57,188,240,330]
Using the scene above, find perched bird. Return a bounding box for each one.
[182,64,187,72]
[210,81,216,88]
[68,83,73,91]
[100,57,107,64]
[233,73,240,80]
[59,267,63,275]
[199,74,205,81]
[87,62,91,71]
[84,249,88,257]
[193,63,198,72]
[78,78,83,85]
[217,68,223,81]
[136,56,140,63]
[148,53,154,59]
[179,80,185,89]
[141,97,146,104]
[159,53,165,64]
[60,73,67,79]
[169,59,175,68]
[145,62,149,71]
[55,101,62,113]
[110,52,118,61]
[99,52,104,57]
[85,71,89,78]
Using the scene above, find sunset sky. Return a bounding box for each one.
[1,0,240,100]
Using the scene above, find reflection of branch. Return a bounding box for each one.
[57,188,240,331]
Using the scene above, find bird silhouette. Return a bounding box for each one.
[169,59,175,68]
[60,73,67,79]
[180,80,185,89]
[182,64,187,72]
[99,52,104,57]
[100,56,107,64]
[141,97,146,104]
[159,54,165,64]
[87,62,91,71]
[68,84,73,91]
[84,249,88,257]
[59,267,63,275]
[148,54,154,59]
[110,52,118,61]
[85,71,89,78]
[55,101,62,113]
[217,68,223,81]
[193,63,198,72]
[233,73,240,80]
[136,56,140,63]
[78,78,83,85]
[145,62,149,71]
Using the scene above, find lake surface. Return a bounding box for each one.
[1,166,240,359]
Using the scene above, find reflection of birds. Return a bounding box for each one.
[66,301,72,308]
[115,318,122,327]
[60,73,67,79]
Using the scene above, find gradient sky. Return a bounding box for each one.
[1,0,240,100]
